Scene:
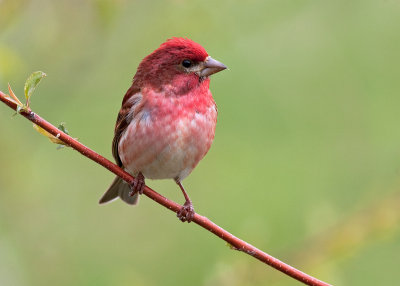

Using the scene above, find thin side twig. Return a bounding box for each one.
[0,90,331,286]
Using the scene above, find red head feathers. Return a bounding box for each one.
[133,38,210,87]
[158,37,209,62]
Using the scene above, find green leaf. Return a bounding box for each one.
[58,122,69,135]
[24,71,46,106]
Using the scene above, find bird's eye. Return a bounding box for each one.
[182,59,193,68]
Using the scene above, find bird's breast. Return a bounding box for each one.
[119,90,217,181]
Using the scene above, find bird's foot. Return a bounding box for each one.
[129,172,145,196]
[177,200,195,223]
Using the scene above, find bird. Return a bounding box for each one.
[99,37,227,222]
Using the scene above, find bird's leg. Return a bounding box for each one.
[129,172,145,196]
[176,181,195,223]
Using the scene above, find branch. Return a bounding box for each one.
[0,89,331,286]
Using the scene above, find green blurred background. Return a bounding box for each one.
[1,0,400,285]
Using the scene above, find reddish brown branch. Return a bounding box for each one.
[0,90,331,286]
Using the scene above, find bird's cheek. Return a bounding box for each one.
[170,75,198,95]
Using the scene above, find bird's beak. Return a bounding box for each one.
[199,56,227,77]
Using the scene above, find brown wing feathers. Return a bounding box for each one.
[112,85,142,167]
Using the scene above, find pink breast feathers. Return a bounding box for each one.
[118,89,217,181]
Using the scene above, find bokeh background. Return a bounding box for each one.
[1,0,400,285]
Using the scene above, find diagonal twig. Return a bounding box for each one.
[0,89,331,286]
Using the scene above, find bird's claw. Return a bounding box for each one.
[177,200,195,223]
[129,173,145,197]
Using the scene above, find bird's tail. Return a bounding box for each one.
[99,176,139,205]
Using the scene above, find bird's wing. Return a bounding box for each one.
[112,85,143,167]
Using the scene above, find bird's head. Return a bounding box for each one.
[133,38,226,93]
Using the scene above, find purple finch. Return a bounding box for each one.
[99,38,226,222]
